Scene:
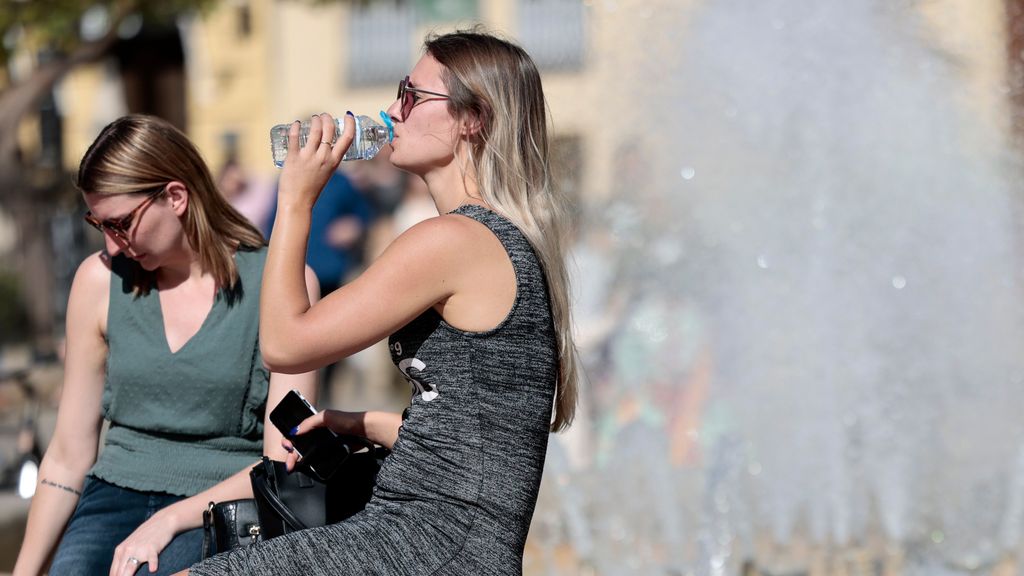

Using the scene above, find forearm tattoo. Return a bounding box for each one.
[40,478,82,496]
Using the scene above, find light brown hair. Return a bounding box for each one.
[77,114,264,293]
[426,29,579,432]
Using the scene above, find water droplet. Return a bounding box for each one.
[892,276,907,289]
[748,461,762,476]
[681,166,696,180]
[757,255,770,269]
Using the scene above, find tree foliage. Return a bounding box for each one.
[0,0,219,66]
[0,0,225,183]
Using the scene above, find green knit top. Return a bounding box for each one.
[90,247,269,496]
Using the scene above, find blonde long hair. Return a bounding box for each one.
[76,115,264,292]
[426,30,579,432]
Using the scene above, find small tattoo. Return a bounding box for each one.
[41,478,82,496]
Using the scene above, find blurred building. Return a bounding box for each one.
[54,0,702,212]
[1,0,1018,356]
[47,0,1015,212]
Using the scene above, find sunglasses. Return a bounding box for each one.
[397,76,449,120]
[83,186,166,244]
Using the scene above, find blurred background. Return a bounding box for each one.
[3,0,1024,574]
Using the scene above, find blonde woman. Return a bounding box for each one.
[183,29,579,576]
[13,115,318,576]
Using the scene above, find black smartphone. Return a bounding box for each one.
[269,390,350,479]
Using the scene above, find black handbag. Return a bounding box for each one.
[250,436,387,539]
[201,499,262,558]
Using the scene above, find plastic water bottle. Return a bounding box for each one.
[270,111,394,167]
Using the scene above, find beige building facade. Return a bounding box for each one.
[56,0,703,210]
[52,0,1014,213]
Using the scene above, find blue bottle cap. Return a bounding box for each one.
[379,111,394,142]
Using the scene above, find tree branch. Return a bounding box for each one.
[0,2,136,178]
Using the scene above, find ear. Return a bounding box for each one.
[460,113,483,139]
[164,181,189,217]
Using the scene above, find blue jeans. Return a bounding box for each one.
[49,476,204,576]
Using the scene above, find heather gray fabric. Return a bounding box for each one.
[190,205,558,575]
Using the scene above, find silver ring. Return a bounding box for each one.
[127,557,140,565]
[321,140,332,146]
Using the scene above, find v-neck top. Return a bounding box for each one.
[90,247,269,496]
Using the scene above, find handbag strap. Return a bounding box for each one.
[252,458,309,531]
[202,502,214,558]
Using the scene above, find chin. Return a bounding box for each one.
[389,156,431,177]
[136,255,159,271]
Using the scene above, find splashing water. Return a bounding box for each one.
[536,1,1024,574]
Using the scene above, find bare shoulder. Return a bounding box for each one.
[73,251,113,293]
[391,213,495,254]
[67,251,112,313]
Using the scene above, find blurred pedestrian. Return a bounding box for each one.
[217,158,276,232]
[264,168,373,404]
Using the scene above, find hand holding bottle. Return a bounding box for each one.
[277,112,354,211]
[270,111,393,167]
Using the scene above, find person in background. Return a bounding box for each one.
[217,158,276,233]
[264,168,373,405]
[264,167,373,298]
[13,115,318,576]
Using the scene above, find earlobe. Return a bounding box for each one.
[461,116,483,138]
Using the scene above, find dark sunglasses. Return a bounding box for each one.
[397,76,449,120]
[83,186,166,244]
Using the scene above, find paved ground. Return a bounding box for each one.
[0,350,61,574]
[0,493,29,574]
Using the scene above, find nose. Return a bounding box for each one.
[103,233,126,258]
[385,99,403,123]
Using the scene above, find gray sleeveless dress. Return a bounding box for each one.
[190,205,558,575]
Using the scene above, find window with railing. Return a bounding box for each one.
[416,0,478,23]
[347,1,416,87]
[517,0,586,72]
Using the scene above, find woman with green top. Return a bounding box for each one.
[12,115,318,576]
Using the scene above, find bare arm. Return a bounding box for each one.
[260,114,464,373]
[284,407,402,454]
[13,254,109,576]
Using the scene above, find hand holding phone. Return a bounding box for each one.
[269,390,350,479]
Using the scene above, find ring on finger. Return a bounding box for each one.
[321,139,333,146]
[127,556,140,565]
